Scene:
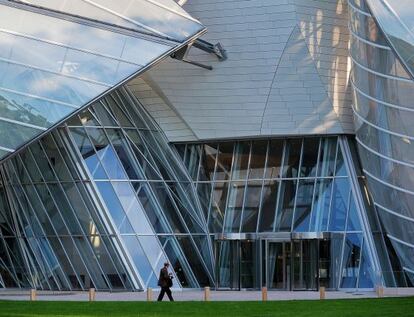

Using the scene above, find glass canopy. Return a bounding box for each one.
[0,0,205,160]
[11,0,204,41]
[365,0,414,78]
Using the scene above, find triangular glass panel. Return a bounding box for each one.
[335,145,347,177]
[91,102,117,127]
[328,178,350,232]
[104,95,134,128]
[347,196,362,231]
[78,109,100,127]
[358,245,374,288]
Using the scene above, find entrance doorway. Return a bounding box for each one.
[215,237,332,290]
[215,240,260,290]
[265,240,319,290]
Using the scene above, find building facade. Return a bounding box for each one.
[0,0,412,291]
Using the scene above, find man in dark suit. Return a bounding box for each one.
[157,262,174,301]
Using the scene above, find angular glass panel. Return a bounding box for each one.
[21,0,204,42]
[133,182,169,233]
[224,181,245,233]
[95,181,133,233]
[149,182,186,233]
[184,145,201,181]
[29,143,56,182]
[62,182,98,234]
[34,184,68,235]
[318,138,337,177]
[91,103,117,126]
[215,143,233,181]
[103,96,134,128]
[310,179,333,232]
[197,182,212,220]
[231,142,250,180]
[0,89,74,129]
[78,109,100,127]
[329,178,350,232]
[358,245,374,288]
[125,130,161,181]
[347,197,362,231]
[59,237,92,289]
[159,236,192,287]
[258,180,278,232]
[249,141,267,179]
[106,129,141,179]
[242,181,262,232]
[176,236,209,287]
[300,138,319,178]
[122,235,153,287]
[341,233,362,288]
[16,150,43,183]
[40,134,72,181]
[328,233,344,289]
[198,144,218,182]
[47,237,82,290]
[335,144,347,177]
[112,182,154,234]
[137,235,167,272]
[47,183,85,234]
[293,179,315,232]
[0,120,39,151]
[275,180,297,231]
[209,182,227,233]
[282,139,302,178]
[165,182,204,233]
[265,139,283,179]
[0,0,205,160]
[88,129,127,180]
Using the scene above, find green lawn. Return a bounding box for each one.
[0,298,413,317]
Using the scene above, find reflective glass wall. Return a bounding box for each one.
[175,136,384,289]
[349,0,414,285]
[0,87,214,290]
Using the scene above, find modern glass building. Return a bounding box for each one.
[0,0,413,291]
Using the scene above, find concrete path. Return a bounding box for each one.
[0,288,413,301]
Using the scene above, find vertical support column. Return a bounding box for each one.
[204,286,210,301]
[89,288,96,302]
[262,287,268,301]
[30,289,36,301]
[147,288,153,301]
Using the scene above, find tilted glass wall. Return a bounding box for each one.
[349,0,414,285]
[0,0,205,161]
[0,86,214,290]
[175,136,384,289]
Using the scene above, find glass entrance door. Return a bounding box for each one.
[265,240,319,290]
[266,241,290,289]
[292,240,318,290]
[216,240,259,289]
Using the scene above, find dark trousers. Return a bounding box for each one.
[157,286,174,301]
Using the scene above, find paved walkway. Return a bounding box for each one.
[0,288,413,301]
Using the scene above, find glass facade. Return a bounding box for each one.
[176,137,383,289]
[0,0,412,292]
[0,87,213,290]
[0,83,390,290]
[0,0,205,161]
[349,0,414,286]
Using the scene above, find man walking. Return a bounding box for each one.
[157,262,174,301]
